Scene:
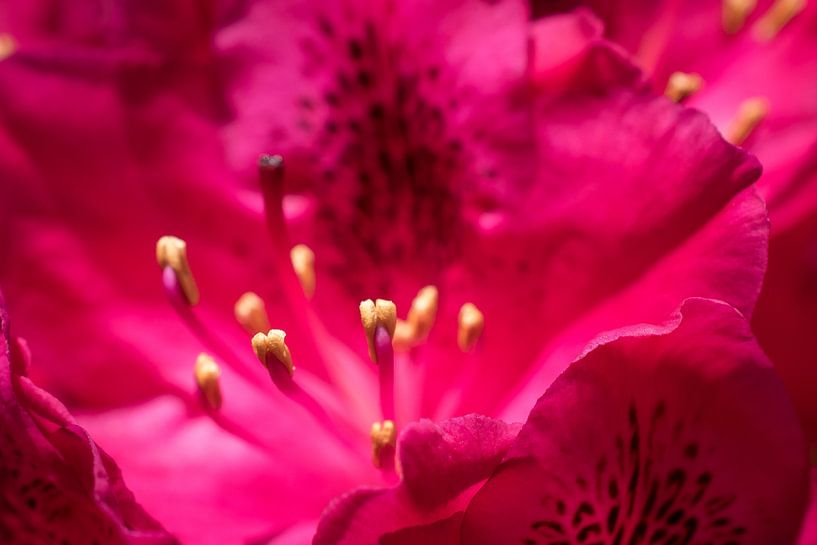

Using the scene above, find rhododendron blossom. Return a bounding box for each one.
[0,1,810,544]
[532,0,817,444]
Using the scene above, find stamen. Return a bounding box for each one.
[360,299,397,420]
[194,353,223,410]
[290,244,316,299]
[722,0,757,34]
[457,302,485,352]
[234,292,271,335]
[156,236,199,306]
[359,299,397,362]
[752,0,805,41]
[664,72,703,103]
[370,420,397,469]
[393,286,439,351]
[252,329,295,376]
[726,97,769,145]
[0,34,15,61]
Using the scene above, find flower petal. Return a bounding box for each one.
[313,414,520,545]
[427,83,766,420]
[797,470,817,545]
[461,298,808,545]
[0,293,178,544]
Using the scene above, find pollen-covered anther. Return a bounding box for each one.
[457,302,485,352]
[393,286,439,351]
[194,353,223,410]
[360,299,397,362]
[727,97,769,145]
[370,420,397,469]
[664,72,703,103]
[752,0,805,41]
[234,292,271,335]
[252,329,295,375]
[0,34,16,61]
[722,0,757,33]
[290,244,316,299]
[156,235,200,305]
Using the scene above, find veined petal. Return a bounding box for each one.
[0,293,178,544]
[461,298,808,545]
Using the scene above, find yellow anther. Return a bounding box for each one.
[194,353,223,410]
[0,34,16,61]
[752,0,805,41]
[393,286,439,351]
[457,303,485,352]
[290,244,316,299]
[252,329,295,375]
[722,0,757,34]
[360,299,397,362]
[156,236,200,306]
[234,292,271,335]
[664,72,703,103]
[370,420,397,468]
[726,97,769,145]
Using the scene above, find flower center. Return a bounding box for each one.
[154,158,486,473]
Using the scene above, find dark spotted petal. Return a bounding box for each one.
[461,298,808,545]
[0,292,178,545]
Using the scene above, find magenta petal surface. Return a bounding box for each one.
[798,471,817,545]
[313,414,520,545]
[462,298,808,545]
[0,295,177,544]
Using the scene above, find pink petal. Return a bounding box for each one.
[798,470,817,545]
[78,394,371,545]
[1,294,177,544]
[461,298,808,544]
[313,414,520,545]
[427,84,766,419]
[753,213,817,443]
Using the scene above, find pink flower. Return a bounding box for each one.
[531,0,817,445]
[0,294,177,544]
[0,1,780,543]
[316,299,808,544]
